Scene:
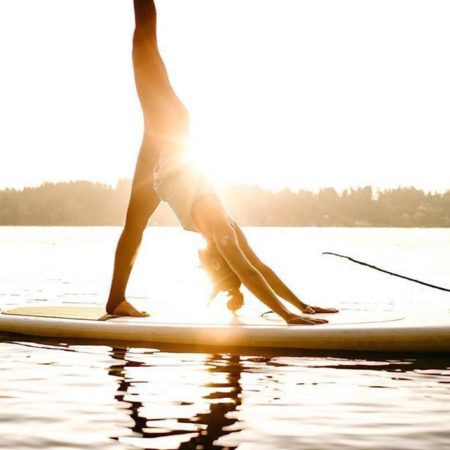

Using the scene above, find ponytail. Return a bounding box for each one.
[198,242,244,314]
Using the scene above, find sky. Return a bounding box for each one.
[0,0,449,192]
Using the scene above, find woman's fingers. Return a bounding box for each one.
[287,315,328,325]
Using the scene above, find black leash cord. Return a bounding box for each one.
[323,251,450,293]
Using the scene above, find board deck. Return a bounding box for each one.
[1,306,450,353]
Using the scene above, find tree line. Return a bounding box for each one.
[0,180,449,227]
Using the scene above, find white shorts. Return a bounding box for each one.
[153,153,217,232]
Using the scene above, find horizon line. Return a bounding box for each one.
[1,179,449,195]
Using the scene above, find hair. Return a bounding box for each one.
[198,241,244,314]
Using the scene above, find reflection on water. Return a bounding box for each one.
[1,335,449,450]
[109,348,243,449]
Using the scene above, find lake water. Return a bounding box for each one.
[0,227,449,449]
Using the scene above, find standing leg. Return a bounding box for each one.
[106,0,189,316]
[106,137,159,316]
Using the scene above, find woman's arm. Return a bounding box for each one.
[232,224,338,314]
[192,199,328,324]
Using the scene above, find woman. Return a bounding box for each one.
[107,0,337,324]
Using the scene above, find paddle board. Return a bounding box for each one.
[0,306,449,353]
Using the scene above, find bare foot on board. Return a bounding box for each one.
[108,300,149,317]
[301,305,339,314]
